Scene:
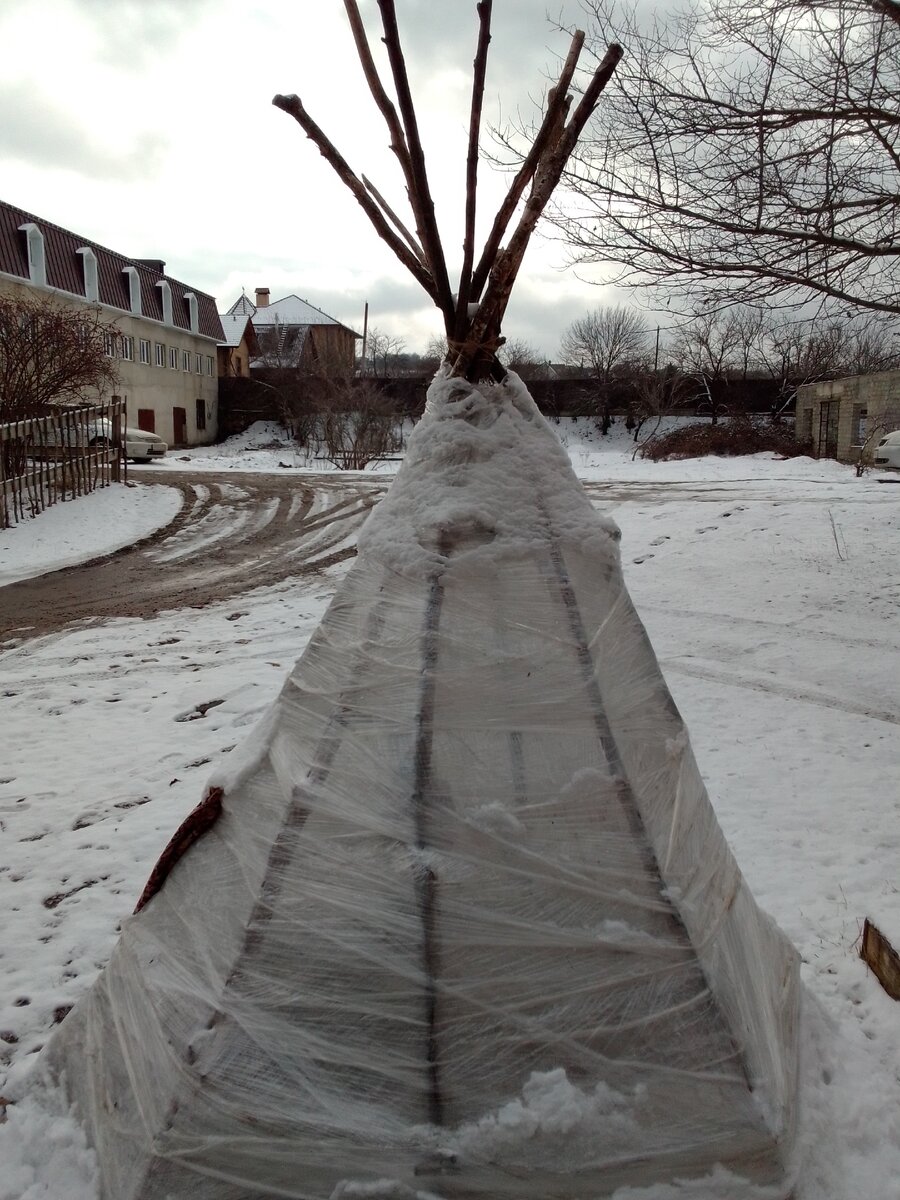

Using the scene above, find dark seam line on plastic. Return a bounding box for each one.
[412,537,451,1128]
[541,527,752,1087]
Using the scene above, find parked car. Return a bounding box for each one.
[92,417,168,464]
[44,412,167,463]
[873,430,900,470]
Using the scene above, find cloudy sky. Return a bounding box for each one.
[0,0,627,356]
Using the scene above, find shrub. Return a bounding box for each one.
[640,416,811,461]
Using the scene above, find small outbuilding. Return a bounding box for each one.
[796,368,900,462]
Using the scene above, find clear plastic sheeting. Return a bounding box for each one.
[37,371,800,1199]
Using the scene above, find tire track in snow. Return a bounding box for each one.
[662,657,900,726]
[0,474,385,641]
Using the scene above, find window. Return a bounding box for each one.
[195,353,202,374]
[77,247,99,302]
[195,398,207,431]
[19,223,46,286]
[169,346,178,369]
[139,338,151,365]
[182,349,191,372]
[121,335,134,361]
[122,265,142,315]
[206,355,214,376]
[156,279,173,326]
[852,406,868,447]
[104,330,117,357]
[156,342,166,367]
[184,291,199,333]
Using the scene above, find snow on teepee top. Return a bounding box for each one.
[358,369,621,577]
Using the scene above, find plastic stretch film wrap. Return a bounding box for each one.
[37,371,800,1199]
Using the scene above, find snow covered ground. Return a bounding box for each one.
[1,422,899,1198]
[0,483,183,587]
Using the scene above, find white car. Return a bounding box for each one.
[873,430,900,470]
[110,423,168,464]
[46,413,167,463]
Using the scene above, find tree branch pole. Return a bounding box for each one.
[342,1,416,192]
[376,0,456,329]
[362,175,428,266]
[469,29,585,303]
[276,6,622,382]
[271,93,436,300]
[451,43,623,379]
[454,0,493,342]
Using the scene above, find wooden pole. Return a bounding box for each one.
[272,94,437,300]
[375,0,456,330]
[451,43,623,380]
[454,0,493,341]
[362,175,427,266]
[343,0,415,188]
[469,29,585,304]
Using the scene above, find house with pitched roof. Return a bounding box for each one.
[0,199,223,447]
[217,312,259,378]
[225,288,360,375]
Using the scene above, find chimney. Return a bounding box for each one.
[255,287,270,308]
[136,258,166,275]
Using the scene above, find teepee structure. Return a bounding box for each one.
[36,4,800,1197]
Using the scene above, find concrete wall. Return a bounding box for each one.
[796,370,900,462]
[0,275,219,448]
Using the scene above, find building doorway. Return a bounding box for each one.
[818,401,839,458]
[173,407,187,446]
[137,409,156,433]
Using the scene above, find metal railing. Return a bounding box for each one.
[0,400,124,528]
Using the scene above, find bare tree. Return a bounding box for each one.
[669,310,744,383]
[841,317,900,375]
[365,327,406,379]
[560,304,649,431]
[560,305,648,380]
[423,333,448,368]
[498,337,547,376]
[630,367,693,452]
[0,293,120,422]
[317,380,403,470]
[549,0,900,318]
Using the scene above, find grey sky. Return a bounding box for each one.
[0,0,624,356]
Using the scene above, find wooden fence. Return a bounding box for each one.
[0,401,124,529]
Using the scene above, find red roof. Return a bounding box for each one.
[0,199,223,341]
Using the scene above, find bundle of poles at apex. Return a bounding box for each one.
[273,1,622,383]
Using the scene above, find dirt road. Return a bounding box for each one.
[0,472,386,642]
[0,468,858,645]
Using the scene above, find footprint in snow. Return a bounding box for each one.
[632,554,655,564]
[650,536,670,546]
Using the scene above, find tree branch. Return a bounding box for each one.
[376,0,456,329]
[470,29,586,302]
[452,43,623,378]
[272,93,436,299]
[342,1,415,188]
[362,174,428,266]
[454,0,493,341]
